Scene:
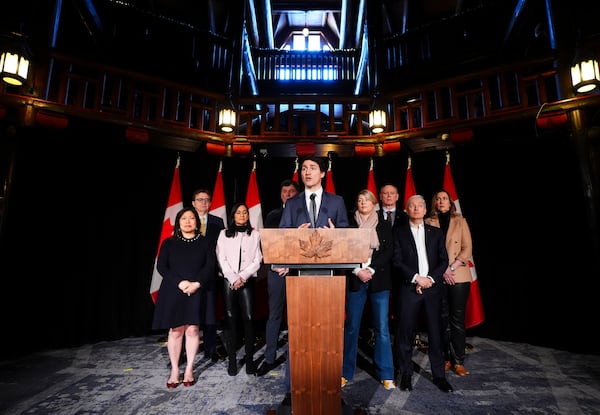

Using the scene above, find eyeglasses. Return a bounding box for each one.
[195,198,211,203]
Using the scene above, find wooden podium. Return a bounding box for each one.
[261,228,371,415]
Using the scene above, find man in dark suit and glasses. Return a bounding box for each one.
[392,194,453,393]
[192,189,225,362]
[276,156,349,406]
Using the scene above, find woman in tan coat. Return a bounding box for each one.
[426,189,473,376]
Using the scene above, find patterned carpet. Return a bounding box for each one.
[2,333,599,414]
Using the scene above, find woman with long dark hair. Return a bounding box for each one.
[216,202,263,376]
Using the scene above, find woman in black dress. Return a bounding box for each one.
[152,207,214,388]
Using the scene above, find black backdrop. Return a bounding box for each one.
[0,117,597,358]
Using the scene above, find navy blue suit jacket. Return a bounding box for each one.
[279,191,349,228]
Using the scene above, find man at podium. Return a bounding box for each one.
[276,155,349,408]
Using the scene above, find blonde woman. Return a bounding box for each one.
[342,189,396,390]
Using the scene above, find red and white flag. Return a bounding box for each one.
[366,158,380,211]
[325,158,336,194]
[443,154,485,329]
[149,157,183,304]
[403,157,417,207]
[292,157,299,183]
[209,160,227,226]
[246,160,263,230]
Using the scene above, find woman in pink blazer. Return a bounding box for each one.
[216,202,263,376]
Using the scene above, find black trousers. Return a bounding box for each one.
[221,277,255,361]
[441,282,471,365]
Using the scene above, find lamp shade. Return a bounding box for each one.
[0,33,31,86]
[571,59,600,94]
[369,109,387,134]
[218,108,236,133]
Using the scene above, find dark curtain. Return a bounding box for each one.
[0,118,596,358]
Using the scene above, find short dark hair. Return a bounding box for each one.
[280,179,300,192]
[300,156,327,172]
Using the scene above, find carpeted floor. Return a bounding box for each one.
[1,332,599,414]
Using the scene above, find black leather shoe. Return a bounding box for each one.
[433,377,453,393]
[256,360,279,376]
[227,358,237,376]
[399,375,412,391]
[280,392,292,407]
[245,359,256,375]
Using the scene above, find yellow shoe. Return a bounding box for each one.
[341,377,348,388]
[381,379,396,390]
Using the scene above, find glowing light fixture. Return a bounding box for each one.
[0,32,31,86]
[369,109,387,134]
[218,91,236,133]
[571,58,600,94]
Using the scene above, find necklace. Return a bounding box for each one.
[177,234,201,243]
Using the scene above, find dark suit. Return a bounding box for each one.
[392,222,449,379]
[278,189,349,392]
[263,206,287,365]
[279,191,349,228]
[378,207,408,229]
[202,213,225,357]
[379,207,409,348]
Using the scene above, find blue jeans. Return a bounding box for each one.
[343,284,394,381]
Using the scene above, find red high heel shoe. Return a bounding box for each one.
[166,380,180,389]
[182,378,196,387]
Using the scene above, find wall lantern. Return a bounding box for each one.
[0,32,31,86]
[218,107,236,133]
[369,109,387,134]
[571,58,600,94]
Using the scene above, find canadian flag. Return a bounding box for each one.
[403,157,417,206]
[366,158,380,211]
[443,154,485,329]
[149,157,183,303]
[246,160,263,230]
[325,158,336,194]
[292,157,299,183]
[209,160,227,226]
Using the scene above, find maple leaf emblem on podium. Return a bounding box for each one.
[299,230,333,260]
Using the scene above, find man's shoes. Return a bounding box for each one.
[453,364,469,376]
[399,375,412,391]
[227,358,237,376]
[245,359,256,375]
[256,360,279,376]
[205,352,221,363]
[444,361,452,371]
[341,377,348,388]
[381,379,396,390]
[280,392,292,407]
[433,377,454,393]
